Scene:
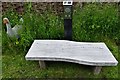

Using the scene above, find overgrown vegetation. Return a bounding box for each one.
[73,3,119,42]
[2,3,64,53]
[2,2,119,78]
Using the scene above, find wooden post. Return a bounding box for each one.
[39,61,46,69]
[94,66,102,75]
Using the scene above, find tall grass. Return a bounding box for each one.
[73,3,119,42]
[2,2,64,53]
[2,2,119,78]
[2,3,119,53]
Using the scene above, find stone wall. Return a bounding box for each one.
[2,2,81,16]
[2,2,64,15]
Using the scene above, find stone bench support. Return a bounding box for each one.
[39,61,46,69]
[94,66,102,75]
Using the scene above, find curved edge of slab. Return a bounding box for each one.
[25,40,118,66]
[25,56,118,66]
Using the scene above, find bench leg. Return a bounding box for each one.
[39,61,46,69]
[94,66,102,75]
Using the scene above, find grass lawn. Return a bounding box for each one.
[2,3,119,79]
[2,38,119,78]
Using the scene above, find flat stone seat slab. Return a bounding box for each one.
[25,40,118,66]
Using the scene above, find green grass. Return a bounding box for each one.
[2,3,119,78]
[2,38,118,78]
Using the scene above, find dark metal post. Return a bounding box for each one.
[63,0,73,40]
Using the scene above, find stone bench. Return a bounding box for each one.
[25,40,118,75]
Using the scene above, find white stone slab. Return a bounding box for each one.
[25,40,118,66]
